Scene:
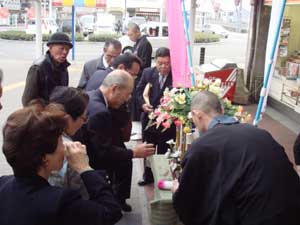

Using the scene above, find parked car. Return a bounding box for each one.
[119,22,169,58]
[94,13,116,34]
[80,15,95,36]
[59,19,81,33]
[25,18,58,35]
[202,24,229,38]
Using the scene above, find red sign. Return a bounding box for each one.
[96,0,106,7]
[53,0,63,6]
[0,8,10,19]
[204,68,237,101]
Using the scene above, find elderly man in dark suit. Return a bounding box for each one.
[78,39,122,89]
[127,23,153,122]
[84,70,155,212]
[173,91,300,225]
[136,47,176,185]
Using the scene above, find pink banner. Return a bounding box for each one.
[166,0,191,87]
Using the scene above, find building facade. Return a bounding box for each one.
[248,0,300,122]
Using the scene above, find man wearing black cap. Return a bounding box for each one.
[22,32,73,106]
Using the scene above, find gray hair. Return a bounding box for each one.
[128,22,140,33]
[0,68,3,83]
[191,91,222,115]
[101,69,132,89]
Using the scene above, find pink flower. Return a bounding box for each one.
[174,120,182,127]
[162,122,171,129]
[160,97,171,108]
[154,109,161,116]
[163,113,170,120]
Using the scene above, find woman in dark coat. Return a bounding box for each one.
[0,103,122,225]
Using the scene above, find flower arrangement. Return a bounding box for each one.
[147,78,251,132]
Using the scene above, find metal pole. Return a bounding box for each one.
[189,0,196,49]
[35,0,43,59]
[72,5,75,61]
[49,0,53,19]
[124,0,127,18]
[182,0,195,86]
[160,0,164,23]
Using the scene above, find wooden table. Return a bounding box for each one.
[148,155,182,225]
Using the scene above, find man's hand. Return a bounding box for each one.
[132,142,155,158]
[171,179,179,193]
[142,103,153,112]
[65,142,92,174]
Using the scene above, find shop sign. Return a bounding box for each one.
[2,0,21,10]
[52,0,106,7]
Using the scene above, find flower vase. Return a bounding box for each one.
[175,126,181,150]
[180,132,187,160]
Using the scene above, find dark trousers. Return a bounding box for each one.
[141,112,176,181]
[108,159,132,201]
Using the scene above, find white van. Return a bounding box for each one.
[26,18,58,35]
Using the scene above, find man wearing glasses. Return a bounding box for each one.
[22,32,73,106]
[136,47,176,186]
[78,39,122,89]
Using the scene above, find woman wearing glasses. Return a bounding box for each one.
[0,102,122,225]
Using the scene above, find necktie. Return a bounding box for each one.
[159,76,165,89]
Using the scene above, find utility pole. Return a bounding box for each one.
[124,0,127,18]
[34,0,42,59]
[189,0,196,49]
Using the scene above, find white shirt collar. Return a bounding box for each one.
[102,56,109,68]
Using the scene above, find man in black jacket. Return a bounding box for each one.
[172,91,300,225]
[78,39,122,89]
[127,23,153,121]
[22,32,72,106]
[136,47,175,185]
[84,70,155,212]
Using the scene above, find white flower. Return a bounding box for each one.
[213,78,222,87]
[203,78,211,86]
[209,86,222,96]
